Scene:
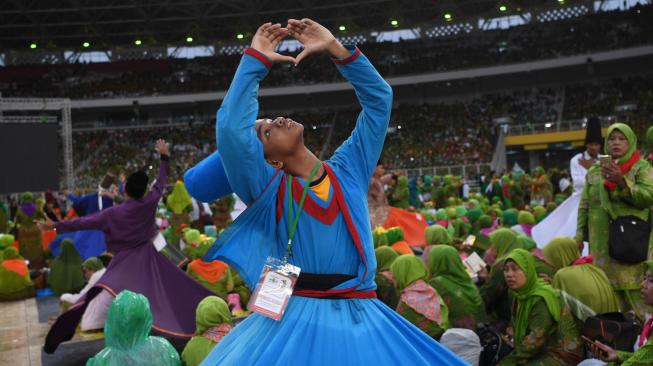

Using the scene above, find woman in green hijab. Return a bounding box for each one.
[0,247,35,300]
[390,255,450,340]
[86,290,180,366]
[531,166,554,205]
[479,228,523,322]
[186,240,233,299]
[499,249,582,366]
[576,123,653,320]
[501,208,519,228]
[181,296,233,366]
[16,191,45,269]
[374,246,400,309]
[428,245,486,330]
[166,181,193,250]
[390,175,410,209]
[543,237,619,315]
[48,239,85,296]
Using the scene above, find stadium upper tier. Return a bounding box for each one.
[0,5,650,99]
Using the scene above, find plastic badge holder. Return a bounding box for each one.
[248,256,301,321]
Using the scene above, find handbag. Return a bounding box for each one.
[608,214,651,264]
[583,312,641,352]
[477,322,513,366]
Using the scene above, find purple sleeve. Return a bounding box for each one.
[145,156,169,203]
[55,210,106,233]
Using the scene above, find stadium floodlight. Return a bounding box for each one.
[499,5,507,12]
[390,19,399,27]
[30,43,37,49]
[545,123,553,128]
[186,36,194,43]
[134,39,142,46]
[82,41,90,48]
[444,13,452,21]
[558,0,565,3]
[338,25,346,31]
[236,33,244,39]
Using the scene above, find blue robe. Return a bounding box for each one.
[50,192,112,259]
[200,47,464,365]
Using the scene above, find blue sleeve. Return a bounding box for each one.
[183,151,234,202]
[216,48,276,205]
[68,194,82,205]
[328,47,393,189]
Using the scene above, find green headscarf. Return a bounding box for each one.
[82,257,105,272]
[455,205,467,219]
[184,229,202,245]
[517,211,535,225]
[490,228,522,260]
[542,237,579,272]
[375,246,399,272]
[181,296,232,366]
[48,239,85,296]
[435,209,447,221]
[450,218,471,240]
[647,126,653,148]
[428,245,484,314]
[425,225,452,246]
[87,290,180,366]
[166,181,192,215]
[372,228,389,247]
[505,249,561,345]
[502,209,518,227]
[465,208,482,224]
[545,202,557,213]
[445,207,457,220]
[478,215,493,229]
[534,166,545,177]
[646,260,653,275]
[194,296,232,335]
[3,246,20,260]
[20,192,34,204]
[385,227,404,245]
[390,255,429,290]
[533,206,547,223]
[600,123,639,218]
[517,235,537,252]
[0,234,14,250]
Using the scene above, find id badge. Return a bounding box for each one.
[248,257,300,321]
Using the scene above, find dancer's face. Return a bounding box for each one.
[255,117,304,166]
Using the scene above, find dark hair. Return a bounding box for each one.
[125,171,148,199]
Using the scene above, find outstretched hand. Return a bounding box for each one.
[35,216,55,231]
[287,18,350,64]
[251,23,296,64]
[155,139,170,157]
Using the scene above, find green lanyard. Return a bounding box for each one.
[285,161,322,259]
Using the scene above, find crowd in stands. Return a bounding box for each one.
[0,6,650,99]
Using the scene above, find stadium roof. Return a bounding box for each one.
[1,0,555,50]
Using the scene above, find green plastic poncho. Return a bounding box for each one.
[543,237,619,314]
[375,246,399,272]
[505,249,561,345]
[428,245,486,329]
[86,290,181,366]
[517,211,535,225]
[0,247,34,300]
[181,296,232,366]
[166,181,192,215]
[49,239,85,296]
[390,255,429,290]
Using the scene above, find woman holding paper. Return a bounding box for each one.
[198,19,466,365]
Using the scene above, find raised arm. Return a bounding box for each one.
[144,139,170,204]
[216,23,295,205]
[287,18,393,189]
[52,209,108,233]
[183,151,234,202]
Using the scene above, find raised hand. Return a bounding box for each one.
[156,139,170,157]
[287,18,349,64]
[250,23,296,64]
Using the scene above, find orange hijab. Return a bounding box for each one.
[188,259,229,284]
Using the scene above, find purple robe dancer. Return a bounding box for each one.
[44,149,212,354]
